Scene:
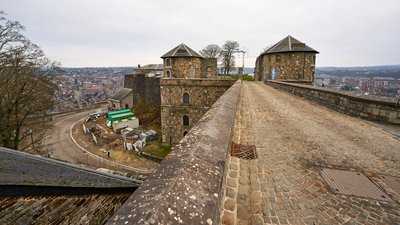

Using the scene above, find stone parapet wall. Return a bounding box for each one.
[107,80,242,225]
[266,80,400,124]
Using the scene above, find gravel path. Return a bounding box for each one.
[220,81,400,225]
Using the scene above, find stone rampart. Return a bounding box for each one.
[124,74,161,105]
[266,80,400,124]
[107,80,241,225]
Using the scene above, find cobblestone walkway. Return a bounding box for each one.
[220,81,400,225]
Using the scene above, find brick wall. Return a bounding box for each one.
[266,80,400,124]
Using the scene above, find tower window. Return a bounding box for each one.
[166,70,171,78]
[206,66,212,77]
[183,93,189,104]
[183,115,189,126]
[188,67,195,77]
[166,58,171,67]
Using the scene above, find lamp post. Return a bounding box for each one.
[29,128,34,148]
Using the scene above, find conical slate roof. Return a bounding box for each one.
[161,43,203,58]
[262,35,319,55]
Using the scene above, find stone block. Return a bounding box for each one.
[371,108,380,116]
[224,199,236,211]
[388,111,398,119]
[221,211,234,225]
[237,205,250,220]
[227,178,237,188]
[238,185,249,195]
[388,118,400,125]
[379,109,388,117]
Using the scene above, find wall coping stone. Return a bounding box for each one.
[107,80,242,225]
[266,80,400,107]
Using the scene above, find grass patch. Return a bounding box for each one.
[144,141,172,158]
[228,74,254,81]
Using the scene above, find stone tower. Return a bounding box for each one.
[160,43,234,145]
[161,43,218,79]
[255,35,319,84]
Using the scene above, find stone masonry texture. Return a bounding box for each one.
[220,81,400,225]
[163,57,218,79]
[124,73,161,106]
[160,78,235,145]
[107,81,241,225]
[267,80,400,125]
[255,53,316,83]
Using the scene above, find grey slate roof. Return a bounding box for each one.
[262,35,319,55]
[0,147,140,188]
[161,43,203,58]
[139,64,163,70]
[133,64,163,75]
[110,88,133,102]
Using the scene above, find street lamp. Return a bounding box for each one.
[29,128,34,148]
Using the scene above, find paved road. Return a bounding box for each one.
[44,110,97,163]
[221,81,400,225]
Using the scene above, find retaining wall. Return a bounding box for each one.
[266,80,400,124]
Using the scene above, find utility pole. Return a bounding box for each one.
[233,49,246,80]
[29,128,34,148]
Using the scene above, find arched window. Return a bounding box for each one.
[188,66,195,77]
[183,93,189,104]
[166,70,171,78]
[166,58,171,67]
[183,131,188,137]
[272,67,279,80]
[183,115,189,126]
[206,66,212,77]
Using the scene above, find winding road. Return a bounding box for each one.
[44,110,98,163]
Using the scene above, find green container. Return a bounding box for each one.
[109,112,134,123]
[107,109,133,121]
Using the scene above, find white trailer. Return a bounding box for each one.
[112,117,139,133]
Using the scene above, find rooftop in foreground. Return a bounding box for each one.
[0,147,140,225]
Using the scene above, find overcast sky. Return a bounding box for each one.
[2,0,400,67]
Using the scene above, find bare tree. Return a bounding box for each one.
[220,40,240,75]
[0,11,59,151]
[200,44,221,58]
[261,44,274,53]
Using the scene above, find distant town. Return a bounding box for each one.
[52,65,400,113]
[315,65,400,98]
[52,67,134,112]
